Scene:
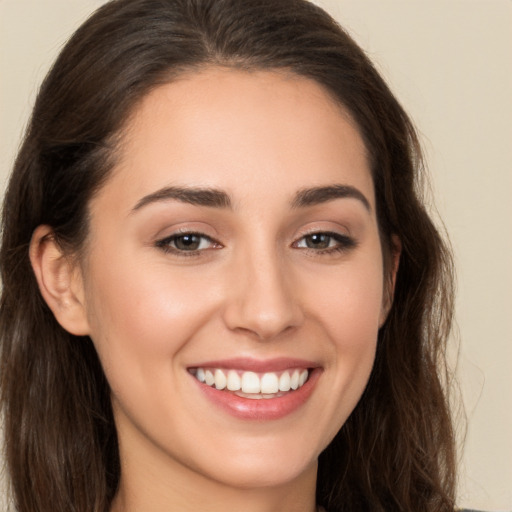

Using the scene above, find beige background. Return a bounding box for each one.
[1,1,511,510]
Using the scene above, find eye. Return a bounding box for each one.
[156,232,220,253]
[293,232,356,253]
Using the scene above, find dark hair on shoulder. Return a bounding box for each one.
[0,0,456,511]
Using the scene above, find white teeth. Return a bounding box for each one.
[279,371,291,391]
[214,369,227,390]
[226,370,241,391]
[196,368,206,383]
[290,370,300,390]
[204,370,215,386]
[241,371,261,393]
[193,367,310,395]
[260,372,279,394]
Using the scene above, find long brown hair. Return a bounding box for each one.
[0,0,456,510]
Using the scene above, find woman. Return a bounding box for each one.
[0,0,458,511]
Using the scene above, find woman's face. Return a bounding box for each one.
[79,68,390,490]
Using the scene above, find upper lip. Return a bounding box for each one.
[187,357,319,373]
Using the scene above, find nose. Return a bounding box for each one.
[222,248,304,340]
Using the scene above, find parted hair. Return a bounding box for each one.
[0,0,456,511]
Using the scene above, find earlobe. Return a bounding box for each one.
[379,235,401,327]
[29,225,90,336]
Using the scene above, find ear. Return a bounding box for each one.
[29,225,90,336]
[379,235,401,327]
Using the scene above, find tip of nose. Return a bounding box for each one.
[236,322,297,341]
[222,265,304,339]
[224,304,304,341]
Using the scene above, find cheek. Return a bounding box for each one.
[300,250,383,424]
[305,251,385,346]
[83,256,221,377]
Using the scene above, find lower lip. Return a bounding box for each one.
[191,369,321,420]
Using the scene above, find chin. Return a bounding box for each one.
[202,454,317,490]
[182,432,321,490]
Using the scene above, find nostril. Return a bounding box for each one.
[222,254,304,338]
[227,315,302,342]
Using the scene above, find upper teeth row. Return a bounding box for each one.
[194,368,309,394]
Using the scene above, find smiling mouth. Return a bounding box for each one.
[189,368,310,399]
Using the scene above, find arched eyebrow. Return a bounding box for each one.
[131,186,232,212]
[131,183,370,213]
[292,185,371,211]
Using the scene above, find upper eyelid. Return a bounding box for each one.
[157,231,216,243]
[155,228,217,242]
[293,226,351,240]
[292,230,357,251]
[155,232,223,255]
[293,231,354,243]
[156,228,351,241]
[154,223,355,247]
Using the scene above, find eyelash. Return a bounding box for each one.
[292,231,357,254]
[155,231,356,256]
[155,232,221,256]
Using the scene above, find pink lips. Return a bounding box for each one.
[188,357,321,420]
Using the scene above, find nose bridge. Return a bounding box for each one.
[223,238,303,339]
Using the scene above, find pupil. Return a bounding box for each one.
[307,234,330,249]
[176,235,200,250]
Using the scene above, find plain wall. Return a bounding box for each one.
[1,1,511,510]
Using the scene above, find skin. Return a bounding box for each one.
[31,68,398,512]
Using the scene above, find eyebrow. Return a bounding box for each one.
[131,186,232,212]
[131,183,370,213]
[292,185,371,211]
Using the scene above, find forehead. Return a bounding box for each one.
[98,67,374,212]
